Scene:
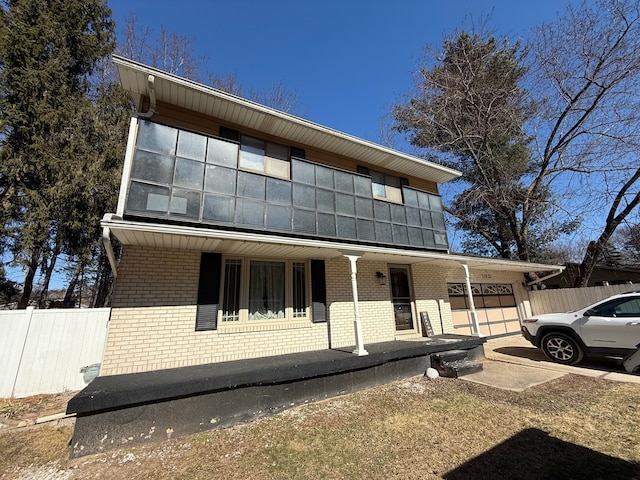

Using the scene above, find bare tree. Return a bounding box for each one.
[529,0,640,285]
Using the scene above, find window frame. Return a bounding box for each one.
[218,257,310,329]
[239,134,291,180]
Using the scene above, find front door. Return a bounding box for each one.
[389,266,414,330]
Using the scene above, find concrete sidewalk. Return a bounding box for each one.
[461,334,640,391]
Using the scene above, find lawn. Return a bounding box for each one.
[1,374,639,479]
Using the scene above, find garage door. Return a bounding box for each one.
[448,283,521,337]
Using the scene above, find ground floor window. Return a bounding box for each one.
[221,258,309,325]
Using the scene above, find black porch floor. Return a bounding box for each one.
[67,334,485,457]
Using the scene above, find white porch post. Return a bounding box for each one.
[345,254,368,356]
[461,263,483,337]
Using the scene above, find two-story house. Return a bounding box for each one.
[98,56,561,376]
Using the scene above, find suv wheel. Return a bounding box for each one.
[541,332,584,365]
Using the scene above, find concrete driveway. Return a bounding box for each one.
[461,334,640,391]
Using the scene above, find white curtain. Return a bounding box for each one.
[248,261,285,320]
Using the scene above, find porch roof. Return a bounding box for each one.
[102,214,564,275]
[113,55,461,185]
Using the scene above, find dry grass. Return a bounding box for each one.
[1,375,639,479]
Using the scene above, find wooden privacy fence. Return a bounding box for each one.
[0,307,110,398]
[528,283,640,316]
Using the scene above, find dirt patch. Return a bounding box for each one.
[1,377,639,479]
[0,392,77,428]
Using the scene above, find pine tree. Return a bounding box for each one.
[0,0,115,308]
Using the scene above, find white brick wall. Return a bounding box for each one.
[102,246,528,375]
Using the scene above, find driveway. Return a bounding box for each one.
[461,334,640,391]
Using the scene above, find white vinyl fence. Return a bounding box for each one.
[0,307,110,398]
[528,283,640,316]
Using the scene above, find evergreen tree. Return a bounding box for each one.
[0,0,115,308]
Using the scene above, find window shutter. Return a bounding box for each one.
[195,252,222,331]
[311,259,327,323]
[357,165,370,176]
[219,126,239,142]
[291,146,306,159]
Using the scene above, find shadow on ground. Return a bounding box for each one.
[493,346,627,374]
[443,428,640,480]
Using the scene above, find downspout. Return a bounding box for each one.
[136,74,156,119]
[102,226,118,279]
[461,263,482,337]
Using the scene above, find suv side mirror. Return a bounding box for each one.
[584,308,598,317]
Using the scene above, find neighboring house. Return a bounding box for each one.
[100,56,562,376]
[543,263,640,289]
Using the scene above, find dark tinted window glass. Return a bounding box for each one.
[202,194,235,223]
[335,193,355,216]
[266,178,292,204]
[391,204,407,224]
[292,158,315,184]
[316,165,334,189]
[355,197,373,218]
[131,151,174,185]
[177,130,207,160]
[357,219,375,241]
[406,207,421,226]
[127,181,170,213]
[317,212,336,236]
[335,170,353,193]
[207,138,238,167]
[266,204,292,230]
[393,224,408,244]
[136,120,177,154]
[204,165,236,195]
[374,201,391,221]
[174,158,204,190]
[293,183,316,209]
[354,175,372,197]
[170,188,201,218]
[317,189,335,212]
[236,198,265,226]
[337,215,356,238]
[293,208,316,233]
[237,171,266,200]
[375,222,393,243]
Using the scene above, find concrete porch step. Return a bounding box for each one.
[431,349,484,378]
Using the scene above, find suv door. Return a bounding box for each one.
[578,296,640,349]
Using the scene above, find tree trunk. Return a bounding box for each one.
[63,261,82,305]
[93,249,114,307]
[17,248,41,309]
[38,250,59,308]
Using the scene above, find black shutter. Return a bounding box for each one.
[195,252,222,331]
[219,126,239,142]
[291,146,306,159]
[311,259,327,323]
[357,165,370,176]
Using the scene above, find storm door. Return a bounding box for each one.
[389,266,414,330]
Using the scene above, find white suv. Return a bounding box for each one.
[521,291,640,365]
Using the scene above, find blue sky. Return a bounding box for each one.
[107,0,580,144]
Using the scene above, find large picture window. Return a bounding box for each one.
[220,258,308,326]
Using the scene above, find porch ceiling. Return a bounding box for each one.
[103,215,563,274]
[112,56,461,185]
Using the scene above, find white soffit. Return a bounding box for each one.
[113,56,461,184]
[104,217,562,274]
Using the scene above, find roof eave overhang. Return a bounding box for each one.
[102,215,563,275]
[112,55,462,185]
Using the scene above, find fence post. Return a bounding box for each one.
[11,306,35,398]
